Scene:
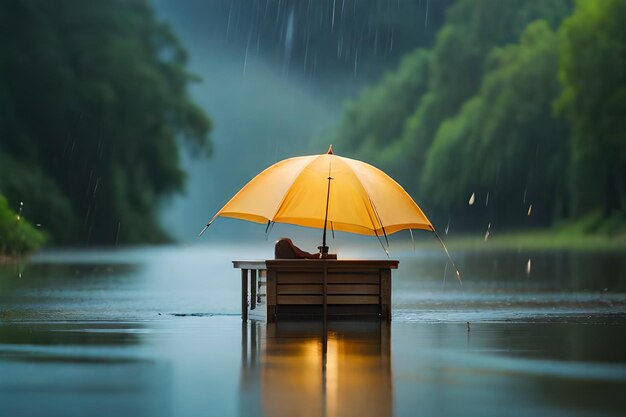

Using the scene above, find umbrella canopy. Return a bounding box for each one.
[202,147,433,240]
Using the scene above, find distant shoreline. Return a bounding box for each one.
[415,229,626,252]
[0,254,25,264]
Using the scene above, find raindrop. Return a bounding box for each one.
[115,221,121,246]
[36,224,42,227]
[445,218,450,235]
[523,188,527,204]
[17,201,24,221]
[484,222,491,241]
[93,178,100,197]
[243,36,250,74]
[283,6,295,75]
[485,192,489,207]
[424,0,430,29]
[226,2,233,38]
[468,192,475,205]
[304,37,310,71]
[526,259,532,276]
[527,204,533,217]
[331,0,336,30]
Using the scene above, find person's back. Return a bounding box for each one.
[274,238,320,259]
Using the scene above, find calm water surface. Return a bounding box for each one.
[1,244,625,416]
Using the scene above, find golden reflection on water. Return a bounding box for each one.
[240,321,392,417]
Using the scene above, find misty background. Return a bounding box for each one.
[154,0,447,243]
[1,0,623,254]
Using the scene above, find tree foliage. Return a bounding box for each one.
[422,20,568,227]
[0,0,211,244]
[331,49,431,179]
[0,193,45,256]
[555,0,626,218]
[334,0,573,195]
[331,0,626,232]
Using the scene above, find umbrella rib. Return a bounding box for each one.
[373,227,390,258]
[265,221,276,240]
[340,159,385,236]
[368,194,390,247]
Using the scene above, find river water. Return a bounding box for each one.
[1,244,625,416]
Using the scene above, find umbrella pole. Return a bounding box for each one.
[320,169,332,256]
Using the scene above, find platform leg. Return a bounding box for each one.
[380,268,391,321]
[241,269,248,321]
[267,269,277,323]
[250,269,257,310]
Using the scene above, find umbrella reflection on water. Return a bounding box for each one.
[239,321,392,417]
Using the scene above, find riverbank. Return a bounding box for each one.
[409,227,626,252]
[0,195,45,261]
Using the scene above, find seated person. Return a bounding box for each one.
[275,238,320,259]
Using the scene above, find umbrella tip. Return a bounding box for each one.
[327,144,333,154]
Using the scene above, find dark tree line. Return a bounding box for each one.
[332,0,625,233]
[0,0,211,244]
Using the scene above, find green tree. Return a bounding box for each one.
[333,0,572,194]
[398,0,572,192]
[331,49,431,179]
[555,0,626,218]
[0,0,211,244]
[0,193,45,256]
[421,20,568,227]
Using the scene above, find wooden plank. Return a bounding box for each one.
[380,268,391,321]
[327,274,380,284]
[276,284,380,295]
[277,284,323,294]
[327,269,380,274]
[233,260,267,269]
[241,269,248,322]
[276,305,381,318]
[276,295,380,305]
[327,284,379,295]
[277,273,323,284]
[277,272,380,284]
[266,259,399,270]
[277,295,324,305]
[328,295,380,305]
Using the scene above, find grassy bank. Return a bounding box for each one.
[0,194,45,259]
[436,230,625,252]
[408,212,625,252]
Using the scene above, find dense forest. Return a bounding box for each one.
[0,0,211,250]
[332,0,625,234]
[1,0,624,253]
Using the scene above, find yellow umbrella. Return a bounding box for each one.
[201,146,461,283]
[200,145,445,253]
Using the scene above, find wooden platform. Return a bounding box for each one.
[233,259,399,322]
